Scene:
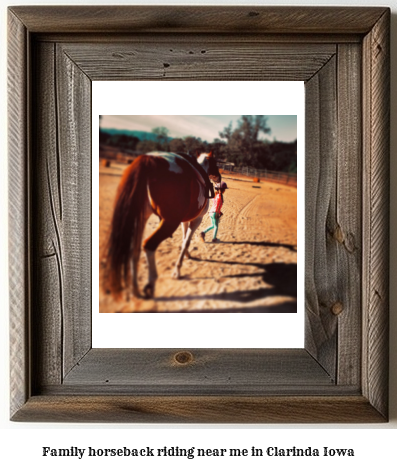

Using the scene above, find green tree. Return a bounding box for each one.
[219,115,271,167]
[183,136,207,156]
[267,140,297,172]
[210,138,228,161]
[127,136,140,151]
[152,126,169,150]
[169,138,186,153]
[136,140,157,153]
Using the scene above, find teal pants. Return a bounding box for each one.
[203,213,219,239]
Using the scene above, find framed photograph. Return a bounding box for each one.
[8,6,390,423]
[94,84,304,349]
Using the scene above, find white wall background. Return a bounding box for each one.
[1,0,396,469]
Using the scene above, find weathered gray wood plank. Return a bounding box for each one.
[60,42,335,82]
[9,6,387,34]
[63,348,333,389]
[32,42,63,388]
[11,395,386,424]
[35,257,62,385]
[362,9,390,419]
[32,42,92,385]
[335,43,362,386]
[56,46,92,376]
[304,56,338,378]
[8,9,30,418]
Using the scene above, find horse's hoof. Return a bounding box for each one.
[143,283,154,299]
[172,270,180,280]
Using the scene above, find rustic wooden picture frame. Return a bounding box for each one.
[8,6,390,423]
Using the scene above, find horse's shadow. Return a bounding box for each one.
[220,239,297,252]
[156,238,297,312]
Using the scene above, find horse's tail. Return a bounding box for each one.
[104,155,153,299]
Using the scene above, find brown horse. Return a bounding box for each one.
[104,151,221,299]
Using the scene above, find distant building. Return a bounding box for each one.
[216,160,235,172]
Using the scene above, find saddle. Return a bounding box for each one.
[177,152,215,199]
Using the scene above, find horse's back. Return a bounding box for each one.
[146,152,205,183]
[143,152,207,221]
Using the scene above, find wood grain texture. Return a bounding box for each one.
[304,56,338,377]
[8,10,30,418]
[11,396,385,424]
[9,6,387,34]
[362,9,390,419]
[62,349,334,392]
[8,6,390,423]
[55,45,92,376]
[59,42,335,82]
[32,42,63,388]
[31,42,92,387]
[335,44,362,386]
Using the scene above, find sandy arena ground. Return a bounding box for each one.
[99,162,297,313]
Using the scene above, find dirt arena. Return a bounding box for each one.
[99,161,297,313]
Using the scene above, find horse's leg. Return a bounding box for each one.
[142,218,180,298]
[143,249,157,299]
[180,221,192,259]
[131,205,151,298]
[173,216,203,279]
[174,200,209,277]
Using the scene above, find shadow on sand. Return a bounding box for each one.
[155,238,297,313]
[220,239,297,252]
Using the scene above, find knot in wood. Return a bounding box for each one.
[331,302,344,316]
[333,225,344,244]
[174,351,194,365]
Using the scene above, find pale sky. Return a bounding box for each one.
[100,115,297,143]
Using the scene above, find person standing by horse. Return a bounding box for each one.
[200,181,228,243]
